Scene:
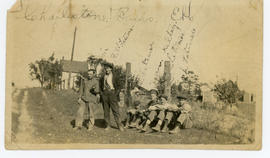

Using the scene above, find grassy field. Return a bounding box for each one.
[11,88,255,144]
[192,101,255,143]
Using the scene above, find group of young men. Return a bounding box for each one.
[73,62,193,134]
[125,88,193,134]
[74,62,125,132]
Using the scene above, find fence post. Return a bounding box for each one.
[63,80,66,90]
[125,62,132,107]
[72,76,75,89]
[164,61,171,100]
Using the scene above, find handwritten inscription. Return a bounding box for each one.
[183,28,196,63]
[114,25,135,52]
[138,42,156,83]
[142,42,154,65]
[151,1,196,75]
[111,25,135,58]
[155,60,164,75]
[170,2,193,22]
[162,1,195,65]
[16,0,198,80]
[162,23,182,62]
[100,48,110,57]
[16,3,154,23]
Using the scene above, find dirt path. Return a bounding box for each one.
[11,88,21,115]
[15,90,35,144]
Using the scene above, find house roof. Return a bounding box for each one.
[61,60,88,73]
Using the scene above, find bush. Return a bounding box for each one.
[213,79,241,105]
[155,68,202,100]
[74,56,141,91]
[29,53,62,89]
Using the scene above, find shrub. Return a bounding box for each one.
[213,79,241,106]
[29,53,62,89]
[74,56,141,91]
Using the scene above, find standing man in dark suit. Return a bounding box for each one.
[100,63,124,131]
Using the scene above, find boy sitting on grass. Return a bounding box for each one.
[125,100,141,128]
[167,94,193,134]
[140,94,173,133]
[131,89,160,130]
[141,94,180,133]
[124,87,141,128]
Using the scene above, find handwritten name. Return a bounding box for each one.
[142,42,154,65]
[17,4,154,23]
[114,25,135,51]
[170,1,193,22]
[162,1,195,65]
[182,28,196,62]
[110,25,135,58]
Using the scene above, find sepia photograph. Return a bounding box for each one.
[5,0,262,150]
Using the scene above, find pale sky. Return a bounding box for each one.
[7,0,262,93]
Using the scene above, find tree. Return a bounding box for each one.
[127,74,141,90]
[29,59,49,88]
[171,83,178,98]
[74,55,141,91]
[29,53,62,89]
[154,75,166,95]
[213,79,241,106]
[154,68,201,100]
[178,69,200,100]
[180,69,199,91]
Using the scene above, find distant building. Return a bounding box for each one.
[60,60,88,89]
[200,84,217,103]
[243,92,256,103]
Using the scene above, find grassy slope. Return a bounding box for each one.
[15,88,242,144]
[192,102,255,143]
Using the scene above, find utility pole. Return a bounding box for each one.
[164,61,171,100]
[68,26,77,89]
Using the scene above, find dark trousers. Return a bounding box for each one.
[101,90,121,127]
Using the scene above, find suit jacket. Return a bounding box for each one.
[79,77,100,102]
[99,72,121,101]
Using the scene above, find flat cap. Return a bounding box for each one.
[103,62,114,69]
[150,89,159,95]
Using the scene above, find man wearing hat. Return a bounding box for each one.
[100,62,124,131]
[169,93,193,134]
[74,68,100,131]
